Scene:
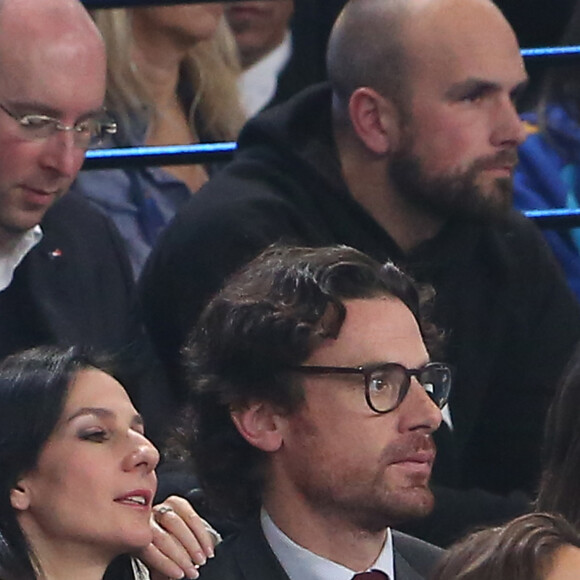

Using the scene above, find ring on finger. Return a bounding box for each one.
[156,505,174,516]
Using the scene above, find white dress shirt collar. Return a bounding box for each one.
[238,30,292,118]
[261,509,395,580]
[0,225,43,291]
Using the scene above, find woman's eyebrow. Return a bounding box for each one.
[66,407,145,428]
[66,407,115,423]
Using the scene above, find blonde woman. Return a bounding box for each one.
[71,5,245,277]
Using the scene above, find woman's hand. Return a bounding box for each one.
[139,495,221,579]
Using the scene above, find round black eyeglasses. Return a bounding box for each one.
[291,361,452,414]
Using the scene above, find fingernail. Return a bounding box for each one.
[194,552,207,566]
[185,566,199,579]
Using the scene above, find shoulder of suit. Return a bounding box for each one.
[392,529,444,564]
[42,193,106,224]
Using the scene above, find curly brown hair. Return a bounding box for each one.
[177,244,443,520]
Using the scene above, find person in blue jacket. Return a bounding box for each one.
[514,1,580,300]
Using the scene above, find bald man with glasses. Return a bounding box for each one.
[179,244,447,580]
[0,0,147,406]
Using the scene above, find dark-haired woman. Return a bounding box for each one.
[536,341,580,529]
[0,346,215,580]
[514,0,580,300]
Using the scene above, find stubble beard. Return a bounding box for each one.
[293,433,436,534]
[388,132,517,223]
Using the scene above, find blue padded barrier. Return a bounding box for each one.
[521,44,580,63]
[84,142,237,170]
[84,0,235,8]
[522,209,580,229]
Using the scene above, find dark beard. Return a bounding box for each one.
[293,432,436,533]
[388,146,517,223]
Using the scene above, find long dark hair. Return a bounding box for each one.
[0,346,111,580]
[536,341,580,524]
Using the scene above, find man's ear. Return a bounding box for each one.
[230,401,284,452]
[10,479,31,511]
[348,87,402,155]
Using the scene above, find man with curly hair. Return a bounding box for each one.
[183,245,449,580]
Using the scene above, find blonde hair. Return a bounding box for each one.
[91,8,245,144]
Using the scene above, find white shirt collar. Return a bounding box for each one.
[238,30,292,118]
[261,509,395,580]
[0,225,43,291]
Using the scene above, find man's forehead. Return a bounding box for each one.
[401,1,526,95]
[306,298,429,368]
[0,0,104,65]
[0,0,92,33]
[403,0,521,63]
[0,16,106,118]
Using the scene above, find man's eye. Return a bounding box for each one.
[370,377,386,392]
[461,92,483,103]
[20,115,54,129]
[74,120,93,134]
[370,376,398,394]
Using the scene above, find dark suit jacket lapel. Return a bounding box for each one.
[233,518,292,580]
[24,229,89,345]
[393,546,425,580]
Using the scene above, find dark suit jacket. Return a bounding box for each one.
[266,28,326,111]
[198,518,442,580]
[0,193,150,405]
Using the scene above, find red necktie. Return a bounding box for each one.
[352,571,389,580]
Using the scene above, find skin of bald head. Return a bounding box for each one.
[0,0,104,53]
[327,0,410,121]
[327,0,522,127]
[0,0,106,249]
